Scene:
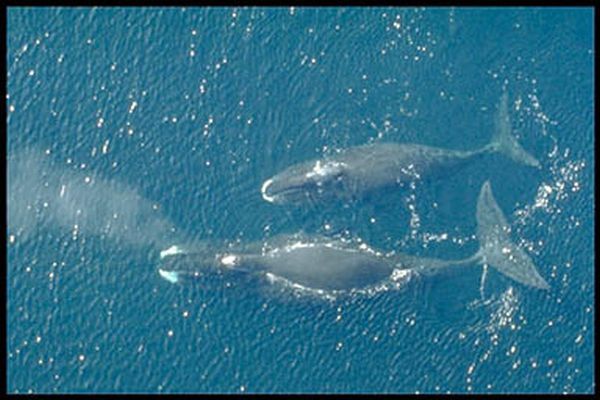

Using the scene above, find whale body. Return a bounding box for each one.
[261,93,540,205]
[159,182,549,291]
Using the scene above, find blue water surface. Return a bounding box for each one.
[6,7,594,394]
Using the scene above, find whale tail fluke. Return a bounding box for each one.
[474,181,549,289]
[487,91,541,168]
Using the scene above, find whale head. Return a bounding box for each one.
[262,159,348,204]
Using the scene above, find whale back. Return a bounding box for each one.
[255,243,394,291]
[339,142,481,187]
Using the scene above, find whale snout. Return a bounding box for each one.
[262,158,349,205]
[261,176,302,204]
[262,160,347,205]
[261,171,314,204]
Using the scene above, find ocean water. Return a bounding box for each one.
[6,7,594,394]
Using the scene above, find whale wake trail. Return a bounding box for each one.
[8,149,177,248]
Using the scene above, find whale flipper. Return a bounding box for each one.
[489,91,541,168]
[476,181,549,289]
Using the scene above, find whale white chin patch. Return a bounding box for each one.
[158,269,179,284]
[160,245,184,259]
[261,178,276,203]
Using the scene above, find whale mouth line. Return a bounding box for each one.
[261,178,311,204]
[261,178,276,202]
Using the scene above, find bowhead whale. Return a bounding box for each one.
[158,181,549,291]
[261,92,540,205]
